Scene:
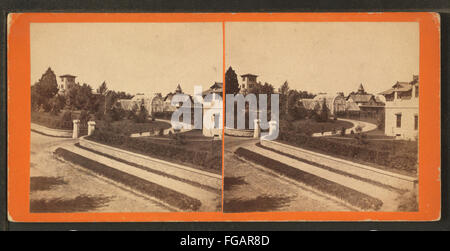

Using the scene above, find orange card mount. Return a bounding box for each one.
[7,12,440,222]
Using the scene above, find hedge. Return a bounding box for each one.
[278,131,417,172]
[87,130,221,171]
[31,112,73,130]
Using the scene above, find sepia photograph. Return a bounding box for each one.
[6,12,440,224]
[223,22,420,212]
[29,23,223,213]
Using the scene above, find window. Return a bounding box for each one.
[396,113,402,128]
[415,85,419,97]
[414,115,418,130]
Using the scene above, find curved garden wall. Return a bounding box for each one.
[224,128,254,137]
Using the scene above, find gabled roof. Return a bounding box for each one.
[346,101,361,111]
[379,81,413,95]
[347,94,374,103]
[202,82,223,96]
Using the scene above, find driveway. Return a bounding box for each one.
[30,131,171,212]
[223,135,351,212]
[312,118,377,137]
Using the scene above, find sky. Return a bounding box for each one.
[31,23,223,96]
[30,22,419,97]
[225,22,419,95]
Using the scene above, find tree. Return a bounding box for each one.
[288,91,307,121]
[77,83,93,110]
[97,81,108,95]
[316,98,329,122]
[31,67,59,111]
[31,84,44,111]
[135,105,149,123]
[36,67,59,99]
[278,81,290,118]
[225,66,240,94]
[49,95,65,115]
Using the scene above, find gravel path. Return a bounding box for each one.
[312,118,377,137]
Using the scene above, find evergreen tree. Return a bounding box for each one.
[36,67,59,99]
[225,66,240,94]
[31,67,58,111]
[278,81,290,117]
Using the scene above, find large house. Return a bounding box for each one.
[239,74,260,95]
[379,75,419,140]
[58,74,77,95]
[346,83,385,116]
[202,82,223,98]
[163,84,186,112]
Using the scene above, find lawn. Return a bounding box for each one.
[87,129,222,174]
[289,118,354,134]
[278,131,418,176]
[325,136,417,156]
[146,129,219,152]
[96,119,171,135]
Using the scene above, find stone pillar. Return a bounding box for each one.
[253,119,261,139]
[268,120,278,135]
[261,120,279,141]
[88,121,96,136]
[72,119,80,139]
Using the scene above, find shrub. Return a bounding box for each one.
[61,111,72,123]
[340,127,346,136]
[134,106,149,123]
[31,111,73,130]
[79,110,90,124]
